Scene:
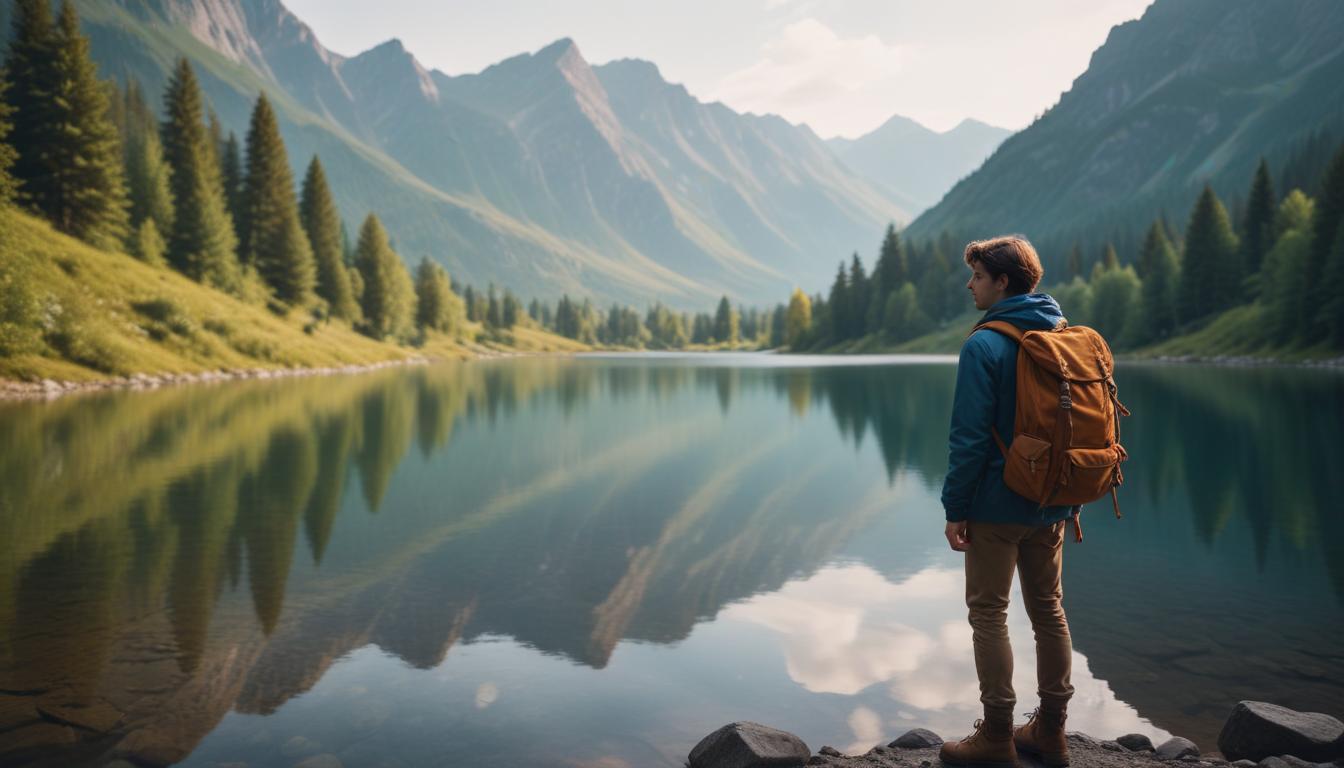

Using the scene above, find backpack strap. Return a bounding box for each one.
[973,320,1025,459]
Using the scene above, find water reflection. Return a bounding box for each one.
[0,356,1339,766]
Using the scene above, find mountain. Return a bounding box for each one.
[10,0,911,308]
[905,0,1344,266]
[827,115,1012,214]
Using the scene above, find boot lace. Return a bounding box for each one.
[960,719,986,743]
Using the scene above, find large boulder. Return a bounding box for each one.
[689,722,811,768]
[1218,702,1344,763]
[889,728,943,749]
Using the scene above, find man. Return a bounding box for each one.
[939,236,1074,768]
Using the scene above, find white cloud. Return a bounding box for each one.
[708,18,903,136]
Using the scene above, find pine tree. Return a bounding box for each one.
[1308,143,1344,339]
[221,131,243,226]
[0,78,16,206]
[1066,243,1083,280]
[241,93,314,305]
[713,295,738,344]
[1178,185,1240,325]
[3,0,58,211]
[160,58,241,292]
[1318,224,1344,349]
[1261,191,1314,342]
[414,257,461,333]
[486,284,502,327]
[129,218,166,265]
[870,223,906,331]
[847,253,869,339]
[1101,243,1119,271]
[1137,221,1179,343]
[1241,158,1277,283]
[826,262,848,341]
[120,81,174,235]
[5,2,129,248]
[299,156,357,320]
[354,213,413,340]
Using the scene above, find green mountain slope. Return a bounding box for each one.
[906,0,1344,264]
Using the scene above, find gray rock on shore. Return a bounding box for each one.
[1218,702,1344,763]
[1156,737,1200,761]
[689,721,811,768]
[889,729,943,749]
[1119,734,1157,752]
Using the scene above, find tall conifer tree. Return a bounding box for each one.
[4,2,128,247]
[241,93,314,305]
[3,0,58,211]
[120,80,173,234]
[1178,186,1240,325]
[1137,221,1179,343]
[354,213,413,340]
[0,78,16,206]
[300,156,357,320]
[1241,158,1277,282]
[161,58,240,291]
[221,131,243,226]
[1308,144,1344,339]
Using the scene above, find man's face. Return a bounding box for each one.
[966,261,1009,311]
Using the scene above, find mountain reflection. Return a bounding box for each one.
[0,357,1340,765]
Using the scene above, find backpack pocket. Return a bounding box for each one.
[1054,445,1124,506]
[1004,434,1053,502]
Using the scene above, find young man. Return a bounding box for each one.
[939,236,1074,768]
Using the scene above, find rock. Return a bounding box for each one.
[1218,701,1344,763]
[1119,734,1157,752]
[1259,758,1293,768]
[294,756,344,768]
[890,728,943,749]
[689,722,811,768]
[1157,737,1201,761]
[1102,741,1125,752]
[1232,761,1257,768]
[1069,732,1103,748]
[819,746,842,757]
[1263,757,1338,768]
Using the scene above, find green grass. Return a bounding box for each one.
[1132,303,1337,362]
[0,209,587,383]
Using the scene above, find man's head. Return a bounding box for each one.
[963,236,1045,311]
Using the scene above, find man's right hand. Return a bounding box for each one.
[945,520,970,551]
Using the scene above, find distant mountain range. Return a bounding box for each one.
[906,0,1344,264]
[827,116,1011,214]
[1,0,1010,308]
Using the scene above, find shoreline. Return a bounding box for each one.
[5,348,1342,402]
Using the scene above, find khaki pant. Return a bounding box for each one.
[964,519,1075,716]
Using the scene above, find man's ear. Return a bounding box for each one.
[995,273,1010,292]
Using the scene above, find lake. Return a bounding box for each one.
[1,354,1341,767]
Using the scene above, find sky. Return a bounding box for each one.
[283,0,1154,139]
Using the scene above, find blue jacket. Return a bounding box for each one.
[941,293,1073,526]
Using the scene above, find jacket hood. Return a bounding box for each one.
[978,293,1065,332]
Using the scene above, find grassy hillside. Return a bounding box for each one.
[0,210,584,384]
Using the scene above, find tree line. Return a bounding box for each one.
[0,0,464,344]
[780,141,1344,353]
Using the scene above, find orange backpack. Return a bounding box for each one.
[975,320,1131,542]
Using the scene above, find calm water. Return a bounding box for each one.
[1,354,1341,768]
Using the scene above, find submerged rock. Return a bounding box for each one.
[689,721,811,768]
[1218,701,1344,763]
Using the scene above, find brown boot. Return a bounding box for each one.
[940,717,1018,768]
[1013,708,1069,767]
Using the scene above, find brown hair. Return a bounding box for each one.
[963,236,1044,296]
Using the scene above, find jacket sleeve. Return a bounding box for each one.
[941,334,999,522]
